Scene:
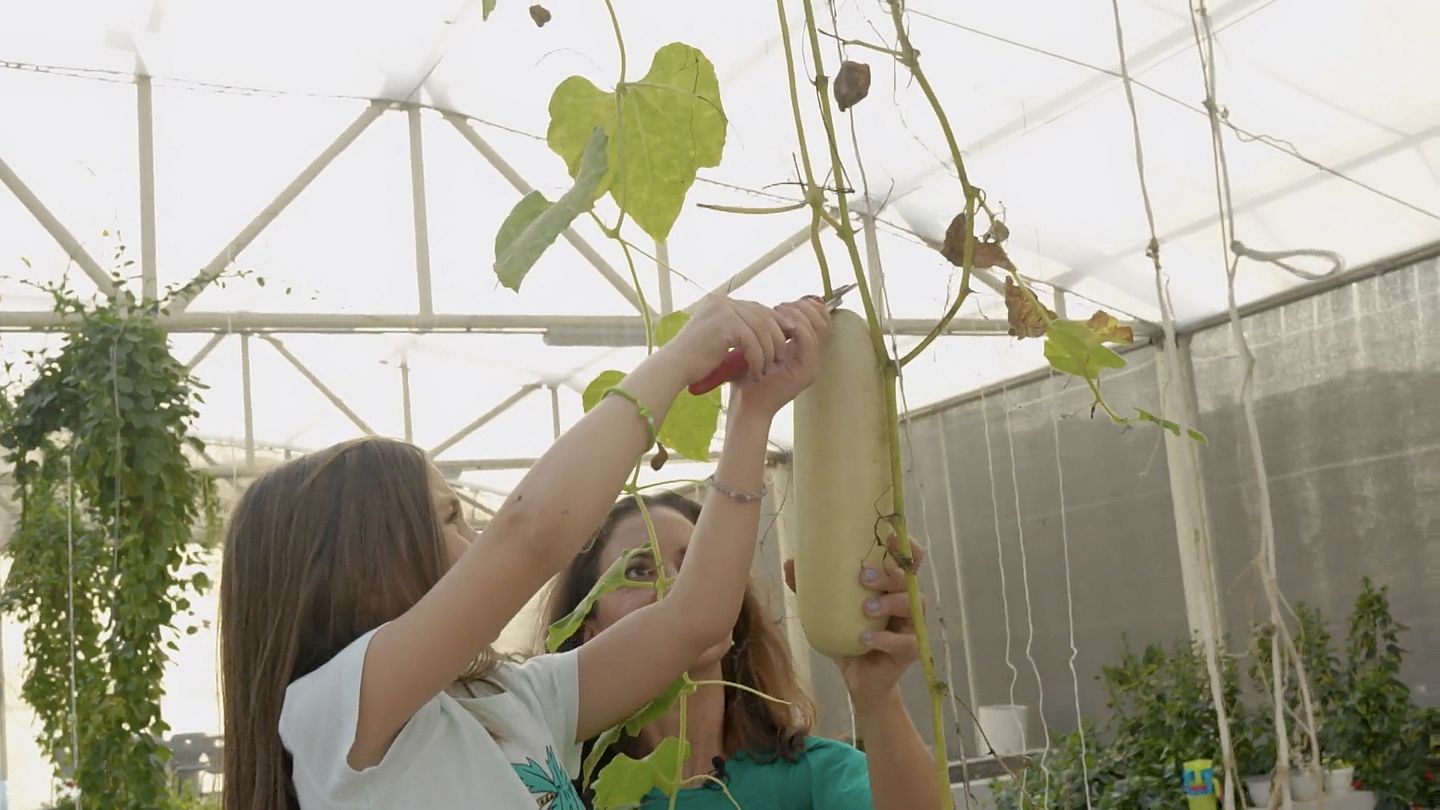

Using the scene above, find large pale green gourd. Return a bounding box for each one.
[792,309,892,658]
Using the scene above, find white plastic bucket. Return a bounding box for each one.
[976,704,1031,756]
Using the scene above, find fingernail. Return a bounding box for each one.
[863,568,880,583]
[860,631,875,646]
[865,598,880,615]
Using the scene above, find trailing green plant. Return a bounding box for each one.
[993,724,1102,810]
[1,250,220,810]
[1338,578,1427,809]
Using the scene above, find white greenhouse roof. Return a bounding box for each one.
[2,0,1438,498]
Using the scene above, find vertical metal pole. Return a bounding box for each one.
[862,213,885,313]
[408,107,434,319]
[1156,335,1223,640]
[137,75,158,301]
[241,333,256,466]
[656,240,674,315]
[400,355,414,444]
[549,385,562,439]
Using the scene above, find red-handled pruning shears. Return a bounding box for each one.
[687,283,857,395]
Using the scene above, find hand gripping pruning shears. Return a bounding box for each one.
[686,283,857,395]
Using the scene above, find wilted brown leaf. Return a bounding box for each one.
[650,443,669,471]
[529,4,552,26]
[834,61,872,112]
[940,212,1013,270]
[1005,276,1056,338]
[1085,311,1135,345]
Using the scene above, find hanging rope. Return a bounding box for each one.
[1187,3,1324,807]
[1003,392,1050,802]
[1048,390,1093,810]
[1105,0,1247,807]
[978,387,1021,727]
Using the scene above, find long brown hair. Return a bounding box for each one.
[219,437,468,810]
[544,492,816,764]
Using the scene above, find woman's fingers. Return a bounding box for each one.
[863,591,912,621]
[860,629,919,662]
[734,301,782,378]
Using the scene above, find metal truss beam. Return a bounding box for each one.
[170,102,387,312]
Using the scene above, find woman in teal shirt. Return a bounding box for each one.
[546,492,940,809]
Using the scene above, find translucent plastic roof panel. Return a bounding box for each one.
[1,0,1436,471]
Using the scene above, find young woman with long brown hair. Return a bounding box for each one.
[546,492,940,809]
[218,295,830,810]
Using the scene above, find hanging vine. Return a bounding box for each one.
[1,249,221,809]
[485,0,1206,804]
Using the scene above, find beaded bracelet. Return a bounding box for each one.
[603,386,658,450]
[706,474,768,503]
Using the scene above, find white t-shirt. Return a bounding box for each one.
[279,628,584,809]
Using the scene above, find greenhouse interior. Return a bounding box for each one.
[0,0,1436,808]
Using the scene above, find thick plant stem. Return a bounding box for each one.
[786,0,953,801]
[774,0,834,297]
[885,366,955,809]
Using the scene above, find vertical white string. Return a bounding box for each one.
[1049,388,1092,810]
[1003,390,1049,803]
[978,387,1020,720]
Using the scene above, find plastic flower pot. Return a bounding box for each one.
[1324,766,1354,795]
[1290,770,1321,801]
[1245,776,1272,808]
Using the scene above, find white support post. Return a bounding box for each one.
[1053,289,1069,320]
[444,114,652,317]
[429,384,542,458]
[1156,335,1224,640]
[688,222,826,311]
[261,335,377,436]
[768,459,815,693]
[0,156,116,296]
[548,384,562,440]
[171,102,386,312]
[407,107,434,319]
[656,240,673,315]
[137,74,158,301]
[862,213,885,314]
[184,333,226,371]
[400,355,414,443]
[241,333,256,466]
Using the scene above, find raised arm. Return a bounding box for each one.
[349,296,792,769]
[575,298,830,739]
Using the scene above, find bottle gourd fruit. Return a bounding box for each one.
[792,308,892,658]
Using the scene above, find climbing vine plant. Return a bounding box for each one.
[490,1,1201,806]
[1,249,220,809]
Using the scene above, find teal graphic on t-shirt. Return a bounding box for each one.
[638,737,872,809]
[513,746,584,810]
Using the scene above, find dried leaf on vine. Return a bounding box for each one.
[1004,276,1055,338]
[833,61,872,112]
[528,4,551,26]
[650,443,669,471]
[940,213,1012,270]
[1085,311,1134,345]
[987,218,1010,244]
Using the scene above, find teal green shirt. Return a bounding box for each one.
[638,737,872,809]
